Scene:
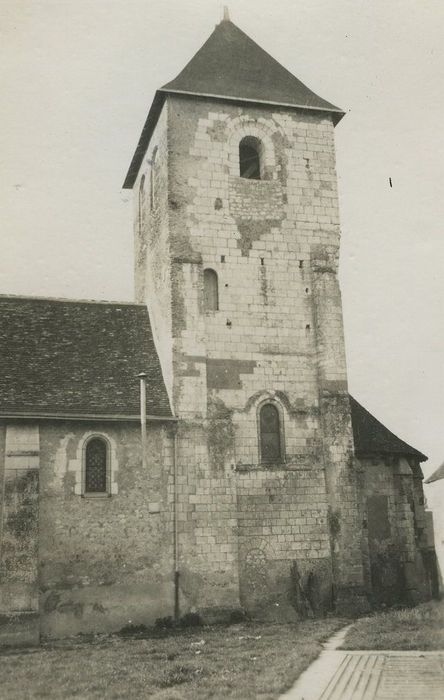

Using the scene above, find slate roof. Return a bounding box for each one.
[349,395,427,462]
[123,19,344,189]
[424,462,444,484]
[0,296,172,419]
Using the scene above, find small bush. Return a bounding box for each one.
[117,623,149,637]
[229,609,248,624]
[179,612,202,628]
[155,616,175,630]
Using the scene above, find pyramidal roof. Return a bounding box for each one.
[162,19,342,116]
[123,18,344,188]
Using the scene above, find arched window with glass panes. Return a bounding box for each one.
[84,437,109,494]
[259,403,283,464]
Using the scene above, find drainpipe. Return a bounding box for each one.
[138,372,147,471]
[172,426,180,621]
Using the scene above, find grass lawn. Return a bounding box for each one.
[342,599,444,651]
[0,618,344,699]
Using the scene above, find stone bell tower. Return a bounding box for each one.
[124,16,367,618]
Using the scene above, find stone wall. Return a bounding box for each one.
[0,424,40,647]
[236,468,332,620]
[357,455,431,605]
[37,421,175,638]
[134,104,174,405]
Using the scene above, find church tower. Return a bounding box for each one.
[124,17,367,618]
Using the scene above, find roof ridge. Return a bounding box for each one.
[0,293,145,307]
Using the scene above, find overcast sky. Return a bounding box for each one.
[1,0,443,483]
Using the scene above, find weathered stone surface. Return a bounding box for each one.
[133,95,367,618]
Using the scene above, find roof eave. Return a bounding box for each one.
[122,88,345,190]
[123,90,166,189]
[161,87,345,120]
[355,449,428,464]
[0,411,177,423]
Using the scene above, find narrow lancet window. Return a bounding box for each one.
[260,403,281,463]
[85,438,108,493]
[204,268,219,311]
[239,136,262,179]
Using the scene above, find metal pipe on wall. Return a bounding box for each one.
[172,427,180,621]
[138,372,147,471]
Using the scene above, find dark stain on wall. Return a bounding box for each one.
[177,353,205,378]
[236,220,281,257]
[206,358,256,390]
[259,265,268,305]
[271,130,291,183]
[290,558,333,618]
[207,396,235,473]
[1,469,38,583]
[207,120,227,142]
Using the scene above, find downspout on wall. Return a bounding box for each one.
[172,426,180,621]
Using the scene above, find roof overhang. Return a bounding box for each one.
[0,412,177,423]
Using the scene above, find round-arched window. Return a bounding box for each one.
[239,136,262,179]
[84,437,108,493]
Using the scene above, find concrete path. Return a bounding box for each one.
[281,626,444,700]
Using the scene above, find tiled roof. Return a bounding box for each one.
[0,296,426,462]
[424,462,444,484]
[0,296,172,419]
[123,19,344,189]
[349,395,427,462]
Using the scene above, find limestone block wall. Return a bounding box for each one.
[134,104,174,404]
[167,96,363,612]
[0,424,40,647]
[357,456,431,605]
[38,421,175,638]
[166,96,342,425]
[134,94,366,616]
[172,422,241,618]
[236,468,332,619]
